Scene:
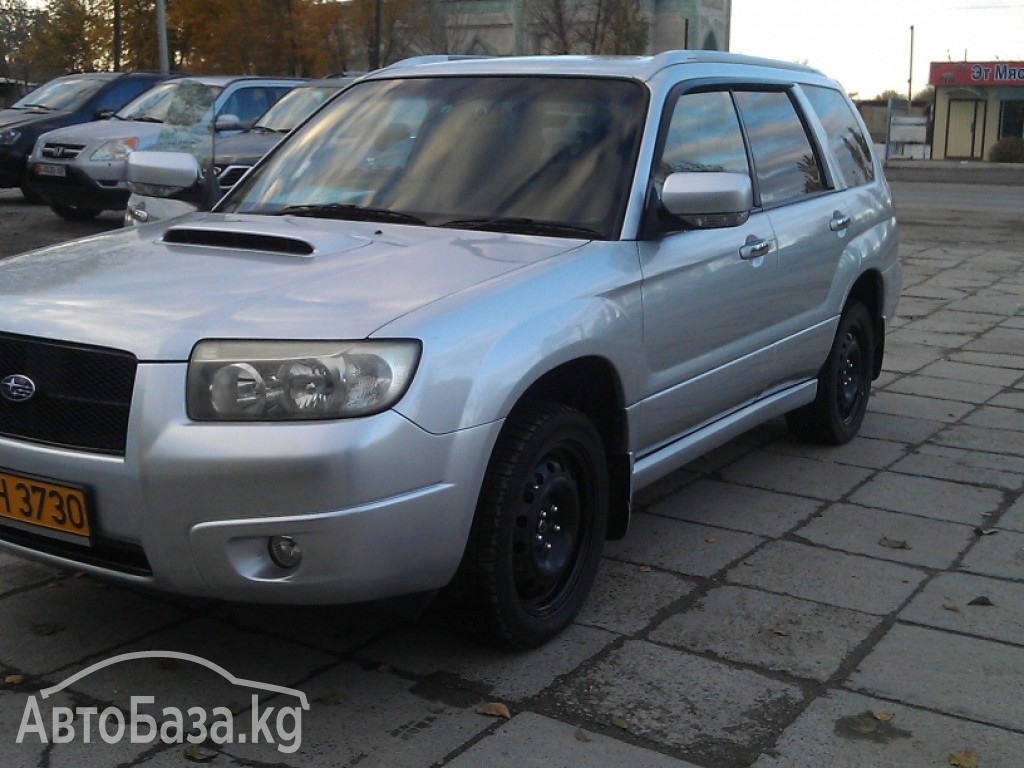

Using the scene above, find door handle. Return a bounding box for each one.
[830,213,852,232]
[739,238,771,260]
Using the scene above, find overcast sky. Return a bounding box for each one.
[729,0,1024,99]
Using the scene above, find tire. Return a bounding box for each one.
[20,180,44,205]
[786,301,875,445]
[50,204,102,222]
[448,402,609,649]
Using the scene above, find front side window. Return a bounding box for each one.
[802,85,875,187]
[220,76,647,240]
[656,90,750,182]
[734,90,825,206]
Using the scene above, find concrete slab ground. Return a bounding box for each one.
[0,164,1021,767]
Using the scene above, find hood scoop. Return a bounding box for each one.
[162,226,315,257]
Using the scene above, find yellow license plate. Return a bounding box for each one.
[0,469,91,539]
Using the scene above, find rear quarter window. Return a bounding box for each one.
[802,85,875,187]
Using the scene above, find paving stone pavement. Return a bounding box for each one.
[0,172,1021,767]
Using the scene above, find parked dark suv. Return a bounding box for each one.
[0,71,170,200]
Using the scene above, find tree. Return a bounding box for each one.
[524,0,647,55]
[406,0,473,56]
[0,0,37,87]
[24,0,98,77]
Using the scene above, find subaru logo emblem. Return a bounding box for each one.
[1,374,36,403]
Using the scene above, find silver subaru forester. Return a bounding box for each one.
[0,52,900,649]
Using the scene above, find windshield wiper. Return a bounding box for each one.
[440,216,602,239]
[276,203,426,225]
[18,103,55,111]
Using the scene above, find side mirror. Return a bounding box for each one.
[126,150,202,198]
[215,113,242,132]
[95,107,115,120]
[660,171,752,229]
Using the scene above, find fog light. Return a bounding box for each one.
[268,536,302,569]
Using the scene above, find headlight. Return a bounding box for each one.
[0,129,21,147]
[187,340,421,421]
[90,137,139,161]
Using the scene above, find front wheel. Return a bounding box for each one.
[448,402,609,649]
[786,301,875,444]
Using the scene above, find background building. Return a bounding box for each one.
[929,60,1024,160]
[433,0,731,57]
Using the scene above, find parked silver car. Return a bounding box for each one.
[0,52,900,649]
[25,75,301,220]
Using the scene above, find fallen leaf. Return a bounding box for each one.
[772,629,789,637]
[948,747,978,768]
[943,604,961,612]
[973,528,998,536]
[574,728,592,742]
[475,702,511,720]
[873,711,895,722]
[73,571,86,578]
[637,565,652,572]
[611,715,630,730]
[5,674,24,686]
[316,692,347,705]
[705,536,717,544]
[968,596,994,607]
[183,744,217,763]
[879,537,911,550]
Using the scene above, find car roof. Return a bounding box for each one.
[367,50,823,83]
[163,75,304,87]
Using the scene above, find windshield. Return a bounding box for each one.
[219,76,646,240]
[253,86,342,133]
[116,80,209,122]
[12,75,108,111]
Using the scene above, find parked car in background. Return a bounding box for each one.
[0,52,899,650]
[126,76,354,226]
[26,75,302,220]
[0,71,171,201]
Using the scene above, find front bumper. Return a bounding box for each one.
[0,362,502,603]
[26,161,130,210]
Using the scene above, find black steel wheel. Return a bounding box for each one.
[787,300,875,444]
[448,402,609,649]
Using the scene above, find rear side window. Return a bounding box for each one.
[734,90,824,206]
[802,85,875,187]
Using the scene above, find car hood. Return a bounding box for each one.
[0,107,61,131]
[37,119,163,145]
[0,213,579,361]
[214,132,281,166]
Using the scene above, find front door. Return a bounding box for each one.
[946,100,986,159]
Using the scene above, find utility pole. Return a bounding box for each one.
[907,24,914,112]
[157,0,169,74]
[113,0,121,71]
[371,0,382,70]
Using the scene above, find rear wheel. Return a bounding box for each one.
[448,402,609,649]
[787,300,875,444]
[50,204,102,222]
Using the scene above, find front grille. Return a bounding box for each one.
[41,143,86,160]
[0,526,152,576]
[0,332,137,455]
[215,164,251,189]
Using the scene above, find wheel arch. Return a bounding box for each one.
[518,356,632,540]
[846,268,885,380]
